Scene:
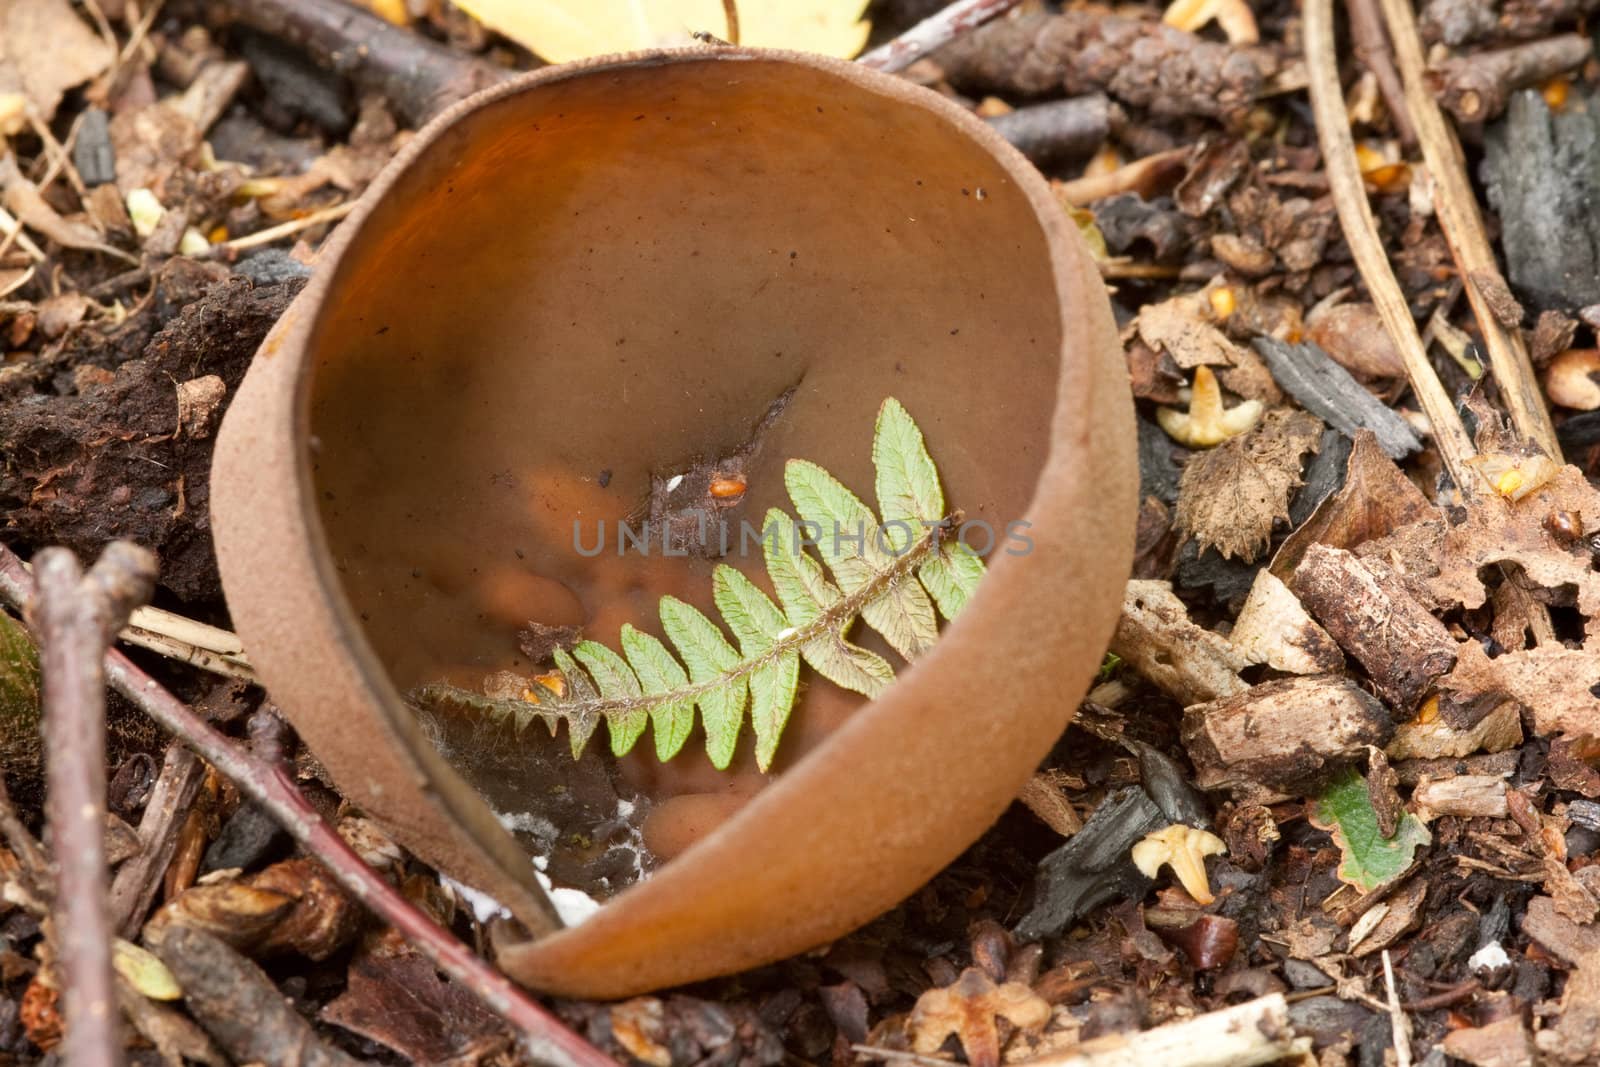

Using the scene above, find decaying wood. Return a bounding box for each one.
[1016,773,1084,837]
[1430,34,1592,123]
[1379,0,1564,460]
[1412,774,1511,818]
[1421,0,1600,45]
[1228,570,1344,674]
[1303,0,1478,488]
[1182,675,1393,790]
[935,10,1276,125]
[1290,543,1457,711]
[1013,993,1307,1067]
[1110,581,1248,706]
[32,542,156,1067]
[1483,89,1600,311]
[1252,338,1423,458]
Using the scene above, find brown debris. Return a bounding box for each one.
[0,0,113,124]
[936,9,1277,126]
[1442,1016,1535,1067]
[1421,0,1600,45]
[1228,569,1344,674]
[1182,675,1394,790]
[1291,542,1458,712]
[1386,698,1523,760]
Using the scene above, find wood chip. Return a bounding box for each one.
[1252,337,1422,457]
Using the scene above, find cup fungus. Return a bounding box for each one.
[212,48,1136,998]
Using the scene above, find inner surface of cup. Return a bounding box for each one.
[301,54,1063,892]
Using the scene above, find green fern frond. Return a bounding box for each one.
[413,397,985,771]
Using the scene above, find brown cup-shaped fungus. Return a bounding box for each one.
[212,49,1136,998]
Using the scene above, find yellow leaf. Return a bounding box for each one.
[452,0,871,62]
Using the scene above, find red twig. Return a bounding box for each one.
[32,542,156,1067]
[857,0,1024,73]
[0,543,618,1067]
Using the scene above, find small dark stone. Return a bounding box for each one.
[202,802,293,875]
[71,108,116,186]
[235,249,314,286]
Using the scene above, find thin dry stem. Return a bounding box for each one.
[858,0,1024,73]
[1304,0,1478,489]
[0,543,615,1067]
[1375,0,1562,461]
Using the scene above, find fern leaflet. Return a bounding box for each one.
[414,397,984,771]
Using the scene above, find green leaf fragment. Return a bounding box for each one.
[619,626,694,762]
[660,596,747,769]
[551,648,602,758]
[1310,766,1431,893]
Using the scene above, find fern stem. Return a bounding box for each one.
[417,515,957,726]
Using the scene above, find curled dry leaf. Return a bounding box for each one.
[1137,293,1242,369]
[1175,407,1324,561]
[0,0,113,123]
[322,943,509,1064]
[145,857,361,962]
[909,967,1051,1067]
[451,0,871,62]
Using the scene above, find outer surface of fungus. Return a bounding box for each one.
[212,49,1137,997]
[1156,365,1264,446]
[1131,824,1227,904]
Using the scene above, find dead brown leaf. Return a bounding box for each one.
[322,943,508,1065]
[0,0,112,124]
[1176,408,1324,561]
[1136,293,1241,369]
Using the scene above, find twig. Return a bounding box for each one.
[1382,950,1413,1067]
[106,743,206,936]
[0,543,616,1067]
[216,201,356,253]
[33,542,157,1067]
[720,0,740,46]
[1054,148,1189,205]
[1303,0,1478,489]
[122,605,255,682]
[1345,0,1417,144]
[857,0,1024,73]
[208,0,508,126]
[1376,0,1564,461]
[1430,34,1591,123]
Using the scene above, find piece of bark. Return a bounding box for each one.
[1431,35,1592,123]
[986,95,1112,166]
[1252,338,1422,458]
[1228,570,1344,674]
[146,923,362,1067]
[1016,773,1083,837]
[935,10,1276,126]
[1442,1017,1535,1067]
[1391,748,1519,784]
[1412,775,1510,818]
[1110,581,1249,706]
[1182,675,1394,791]
[1290,543,1457,712]
[1482,89,1600,310]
